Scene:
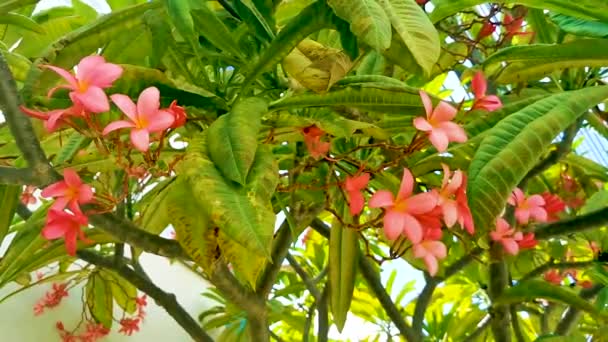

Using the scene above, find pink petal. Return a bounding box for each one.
[413,243,428,258]
[423,254,439,276]
[41,182,68,198]
[432,102,458,122]
[111,94,138,121]
[78,56,122,87]
[406,192,437,214]
[527,194,545,207]
[530,206,548,223]
[345,173,370,192]
[130,129,150,152]
[77,184,94,204]
[446,170,463,194]
[145,110,174,133]
[419,90,433,117]
[369,190,395,208]
[510,188,525,205]
[472,71,487,98]
[438,122,468,143]
[383,210,405,240]
[515,208,530,225]
[47,85,72,99]
[402,214,423,244]
[429,130,449,152]
[441,200,458,227]
[413,117,432,131]
[42,223,67,240]
[102,120,136,135]
[43,65,78,89]
[45,109,67,132]
[440,163,450,189]
[72,86,109,113]
[397,168,414,200]
[50,197,70,212]
[428,240,447,259]
[502,239,519,255]
[495,218,511,233]
[490,230,501,242]
[64,230,78,256]
[348,191,365,216]
[137,87,160,119]
[76,56,106,80]
[62,168,82,188]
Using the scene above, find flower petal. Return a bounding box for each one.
[515,208,530,225]
[42,222,68,240]
[446,170,463,194]
[438,122,468,143]
[64,230,78,256]
[111,94,138,122]
[145,110,174,133]
[369,190,395,208]
[472,71,487,98]
[412,244,427,258]
[413,117,432,131]
[348,191,365,216]
[43,65,78,89]
[41,182,68,198]
[428,240,447,259]
[441,200,458,227]
[345,173,370,192]
[406,192,437,214]
[402,214,423,244]
[397,168,414,200]
[429,130,449,152]
[530,206,548,223]
[102,120,135,135]
[433,102,458,122]
[502,239,519,255]
[130,129,150,152]
[77,184,94,204]
[383,210,405,240]
[137,87,160,119]
[527,194,545,207]
[419,90,433,117]
[62,168,82,188]
[76,55,106,81]
[423,254,439,276]
[73,86,109,113]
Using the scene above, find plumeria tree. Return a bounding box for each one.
[1,0,608,341]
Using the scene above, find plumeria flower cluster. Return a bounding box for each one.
[56,321,110,342]
[33,283,69,316]
[342,166,474,276]
[21,55,187,153]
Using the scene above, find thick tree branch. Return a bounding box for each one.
[257,220,292,296]
[520,261,598,282]
[209,262,265,316]
[0,166,38,185]
[534,207,608,239]
[554,284,604,335]
[286,253,321,301]
[0,52,57,184]
[488,244,511,342]
[317,284,329,342]
[77,249,214,342]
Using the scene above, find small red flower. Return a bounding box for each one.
[42,209,90,256]
[165,100,187,129]
[541,192,566,222]
[41,168,94,214]
[544,269,562,285]
[119,318,141,336]
[343,173,370,216]
[302,125,331,159]
[477,21,497,40]
[20,185,38,205]
[34,283,69,315]
[80,322,110,342]
[136,295,148,319]
[517,233,538,250]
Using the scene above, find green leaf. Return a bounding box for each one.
[103,270,138,314]
[54,132,91,165]
[0,12,44,33]
[551,13,608,38]
[496,280,607,321]
[86,272,114,328]
[189,3,244,59]
[0,184,20,244]
[0,45,31,82]
[178,134,274,258]
[270,87,426,114]
[329,213,359,332]
[378,0,440,75]
[483,39,608,84]
[327,0,391,51]
[0,0,38,14]
[246,145,279,201]
[207,97,268,185]
[430,0,608,23]
[467,86,608,232]
[217,231,267,288]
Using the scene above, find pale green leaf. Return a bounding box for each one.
[327,0,392,50]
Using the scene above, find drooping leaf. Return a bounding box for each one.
[103,270,138,315]
[217,231,267,288]
[378,0,440,75]
[430,0,608,23]
[483,39,608,84]
[189,2,244,59]
[327,0,392,51]
[207,97,268,185]
[0,12,44,33]
[0,184,20,244]
[328,204,359,331]
[550,13,608,38]
[86,272,114,328]
[467,86,608,232]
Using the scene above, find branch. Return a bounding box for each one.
[257,219,292,296]
[208,262,264,316]
[488,244,511,342]
[317,284,329,342]
[463,315,491,342]
[520,261,598,282]
[554,284,604,335]
[0,51,57,183]
[286,253,321,300]
[534,207,608,239]
[0,166,38,185]
[510,305,525,342]
[76,249,214,342]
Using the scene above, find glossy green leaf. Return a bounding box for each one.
[0,12,43,33]
[551,13,608,38]
[329,212,359,331]
[86,272,114,328]
[468,86,608,232]
[54,132,91,165]
[178,134,274,258]
[378,0,440,75]
[496,280,607,320]
[484,39,608,84]
[207,97,268,185]
[0,184,20,244]
[430,0,608,23]
[103,270,138,315]
[327,0,391,51]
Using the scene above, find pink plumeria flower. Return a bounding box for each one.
[20,100,88,133]
[541,192,566,222]
[436,164,464,228]
[45,55,122,113]
[42,209,89,256]
[369,168,437,243]
[413,239,447,276]
[344,173,370,216]
[508,188,548,224]
[165,100,187,128]
[41,168,94,213]
[455,174,475,234]
[490,218,523,255]
[102,87,175,152]
[413,91,467,152]
[471,72,502,112]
